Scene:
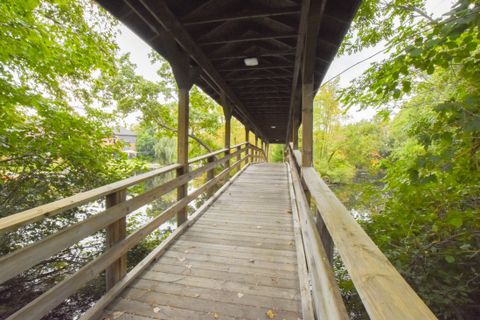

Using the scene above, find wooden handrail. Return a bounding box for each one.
[0,147,245,283]
[247,143,268,161]
[188,142,248,163]
[0,144,250,235]
[2,143,250,320]
[288,146,437,320]
[287,161,347,319]
[0,163,182,234]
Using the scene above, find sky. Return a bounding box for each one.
[115,0,454,125]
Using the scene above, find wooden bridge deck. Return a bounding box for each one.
[103,163,303,320]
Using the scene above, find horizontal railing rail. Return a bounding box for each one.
[0,163,182,234]
[287,144,437,320]
[0,142,266,320]
[287,161,347,320]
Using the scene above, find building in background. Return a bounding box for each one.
[105,127,137,158]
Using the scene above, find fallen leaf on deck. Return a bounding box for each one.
[153,307,160,313]
[256,242,262,246]
[288,240,294,247]
[213,312,220,319]
[237,292,244,298]
[112,311,124,319]
[249,259,255,263]
[185,264,192,269]
[256,226,262,229]
[194,293,200,298]
[266,309,276,319]
[184,250,189,253]
[287,209,292,214]
[177,257,186,262]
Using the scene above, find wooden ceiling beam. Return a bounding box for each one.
[241,95,290,100]
[182,7,300,26]
[231,83,290,88]
[285,0,310,143]
[136,0,266,139]
[199,33,297,46]
[219,65,293,72]
[241,95,289,99]
[210,50,296,61]
[246,103,289,107]
[239,89,290,94]
[227,75,292,81]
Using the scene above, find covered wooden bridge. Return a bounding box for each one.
[0,1,438,319]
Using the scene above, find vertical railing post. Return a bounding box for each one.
[316,209,334,264]
[221,93,232,169]
[255,136,259,163]
[237,145,242,166]
[293,118,300,150]
[245,126,250,164]
[105,189,127,290]
[206,155,215,197]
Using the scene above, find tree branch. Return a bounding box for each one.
[145,110,213,153]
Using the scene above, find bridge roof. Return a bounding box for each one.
[97,0,360,142]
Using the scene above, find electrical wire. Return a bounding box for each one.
[319,6,480,88]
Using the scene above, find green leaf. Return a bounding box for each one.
[448,215,463,229]
[444,255,455,264]
[402,80,411,93]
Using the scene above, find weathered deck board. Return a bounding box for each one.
[103,163,302,320]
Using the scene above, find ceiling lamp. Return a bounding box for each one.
[271,125,276,129]
[244,57,258,66]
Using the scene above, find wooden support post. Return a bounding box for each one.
[172,58,198,227]
[105,189,127,290]
[245,126,250,163]
[301,82,313,167]
[301,1,323,167]
[293,118,300,150]
[266,143,269,162]
[255,136,259,163]
[176,86,189,226]
[206,155,215,197]
[221,93,232,169]
[260,140,264,162]
[236,145,242,166]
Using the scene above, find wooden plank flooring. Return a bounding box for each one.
[103,163,302,320]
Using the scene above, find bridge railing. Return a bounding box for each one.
[287,144,437,320]
[0,142,266,320]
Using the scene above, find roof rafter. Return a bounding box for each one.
[199,33,298,46]
[182,7,300,26]
[136,0,267,140]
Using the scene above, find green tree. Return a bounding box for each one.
[335,0,480,318]
[0,1,143,318]
[104,54,224,156]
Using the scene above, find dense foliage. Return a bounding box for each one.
[1,0,478,319]
[0,1,144,318]
[317,0,480,318]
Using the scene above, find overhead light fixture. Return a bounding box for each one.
[244,57,258,66]
[271,125,276,129]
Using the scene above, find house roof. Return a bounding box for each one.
[115,126,136,137]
